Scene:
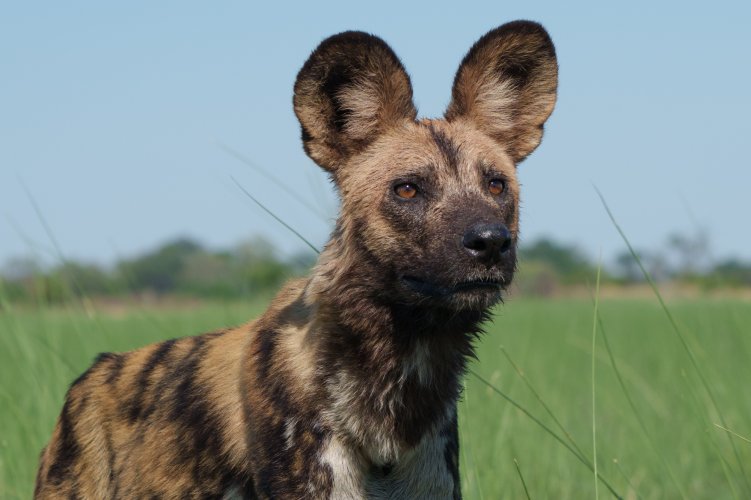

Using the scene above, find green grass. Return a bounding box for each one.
[1,297,750,498]
[462,297,751,499]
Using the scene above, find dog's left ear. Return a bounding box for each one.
[294,31,417,174]
[445,21,558,164]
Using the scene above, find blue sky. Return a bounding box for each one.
[2,1,749,268]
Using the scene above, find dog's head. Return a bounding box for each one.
[295,21,557,311]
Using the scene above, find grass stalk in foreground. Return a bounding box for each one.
[596,312,685,499]
[513,458,532,500]
[596,187,750,494]
[611,459,638,497]
[680,369,741,500]
[499,347,588,461]
[231,176,320,255]
[20,179,92,310]
[219,143,330,222]
[591,257,602,500]
[715,424,751,445]
[468,369,622,499]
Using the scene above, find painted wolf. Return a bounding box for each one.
[35,20,557,499]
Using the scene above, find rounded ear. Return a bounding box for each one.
[445,21,558,164]
[294,31,417,173]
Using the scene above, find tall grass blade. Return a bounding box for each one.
[596,186,749,492]
[19,179,99,317]
[230,176,320,255]
[5,215,56,258]
[499,347,587,461]
[611,459,638,498]
[681,370,741,500]
[591,256,602,500]
[19,179,68,268]
[219,143,330,222]
[513,458,532,500]
[596,312,686,499]
[714,424,751,445]
[468,369,622,499]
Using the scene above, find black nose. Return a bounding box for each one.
[462,223,512,262]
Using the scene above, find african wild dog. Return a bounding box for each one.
[35,20,557,499]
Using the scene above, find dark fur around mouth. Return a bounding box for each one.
[401,276,503,297]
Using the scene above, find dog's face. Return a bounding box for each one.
[295,22,558,311]
[334,120,521,311]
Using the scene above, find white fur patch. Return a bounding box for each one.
[402,339,432,386]
[284,417,297,450]
[319,431,455,499]
[366,431,455,499]
[319,436,367,499]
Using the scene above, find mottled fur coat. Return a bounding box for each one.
[35,20,557,499]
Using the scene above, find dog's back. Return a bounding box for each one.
[34,323,254,498]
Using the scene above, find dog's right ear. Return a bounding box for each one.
[445,21,558,164]
[294,32,417,173]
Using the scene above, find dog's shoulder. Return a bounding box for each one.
[35,326,254,498]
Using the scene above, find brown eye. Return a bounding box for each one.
[395,183,418,199]
[488,178,505,196]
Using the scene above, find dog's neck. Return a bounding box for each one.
[303,233,488,462]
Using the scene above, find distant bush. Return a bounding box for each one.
[119,237,203,294]
[0,235,314,304]
[519,238,596,285]
[516,238,605,294]
[701,259,751,288]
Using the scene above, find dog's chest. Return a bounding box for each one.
[320,432,456,499]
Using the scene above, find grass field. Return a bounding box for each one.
[1,295,749,499]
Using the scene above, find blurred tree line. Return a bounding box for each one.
[515,230,751,295]
[0,236,314,305]
[1,230,750,305]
